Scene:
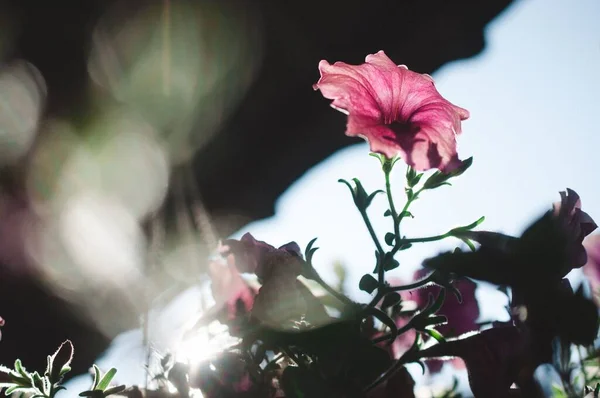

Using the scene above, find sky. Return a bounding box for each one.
[62,0,600,395]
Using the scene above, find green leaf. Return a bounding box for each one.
[449,216,485,235]
[364,307,398,344]
[398,211,414,219]
[459,237,476,252]
[304,237,319,265]
[31,372,44,392]
[359,274,379,294]
[96,368,117,391]
[48,340,74,382]
[104,385,127,396]
[421,289,447,318]
[366,190,384,208]
[92,365,101,390]
[0,365,16,377]
[383,257,400,271]
[383,209,392,217]
[14,359,28,379]
[384,233,395,246]
[422,158,473,190]
[551,383,567,398]
[406,166,423,188]
[424,328,446,343]
[5,385,32,396]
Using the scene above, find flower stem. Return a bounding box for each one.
[313,274,353,305]
[360,209,384,256]
[403,232,451,244]
[364,332,418,392]
[389,273,435,291]
[371,321,413,345]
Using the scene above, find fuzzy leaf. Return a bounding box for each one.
[96,368,117,391]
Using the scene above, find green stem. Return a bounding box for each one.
[403,232,451,244]
[313,274,353,306]
[367,273,434,308]
[390,188,423,255]
[360,209,384,256]
[389,273,435,291]
[371,321,413,345]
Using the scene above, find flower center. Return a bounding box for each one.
[388,120,419,135]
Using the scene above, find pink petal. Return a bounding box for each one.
[314,51,469,172]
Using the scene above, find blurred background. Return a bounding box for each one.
[0,0,597,396]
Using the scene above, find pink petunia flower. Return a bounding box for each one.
[583,234,600,302]
[314,51,469,172]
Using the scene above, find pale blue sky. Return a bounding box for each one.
[63,0,600,395]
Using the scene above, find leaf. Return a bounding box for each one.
[384,209,392,217]
[359,274,379,294]
[551,383,567,398]
[104,385,127,396]
[92,365,101,390]
[424,328,446,343]
[304,237,319,265]
[458,237,476,252]
[382,253,400,271]
[381,292,401,309]
[14,360,28,379]
[421,289,447,318]
[398,211,414,219]
[422,157,473,190]
[384,233,395,246]
[0,365,16,377]
[366,190,384,208]
[96,368,117,391]
[5,385,32,396]
[48,340,74,382]
[364,307,398,344]
[449,216,486,235]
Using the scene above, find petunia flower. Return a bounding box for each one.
[313,50,470,172]
[583,234,600,302]
[207,259,255,324]
[403,325,538,397]
[426,189,597,287]
[222,233,303,281]
[552,188,598,271]
[222,234,329,329]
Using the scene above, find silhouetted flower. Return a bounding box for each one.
[313,50,469,172]
[403,326,537,398]
[222,234,329,328]
[426,189,597,287]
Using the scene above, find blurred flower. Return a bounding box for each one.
[222,234,328,328]
[552,188,597,271]
[222,233,302,280]
[583,234,600,301]
[403,326,535,398]
[409,269,480,373]
[411,270,480,338]
[208,259,255,324]
[426,188,597,287]
[313,50,469,172]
